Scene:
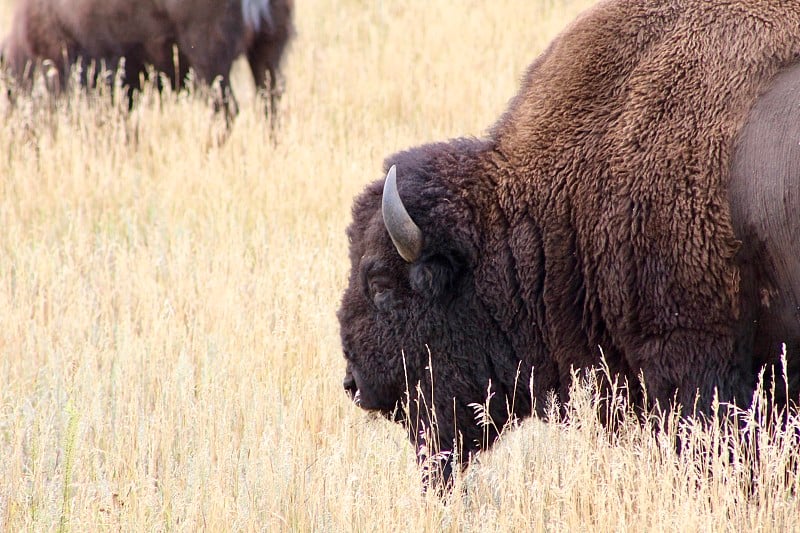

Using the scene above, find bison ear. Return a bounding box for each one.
[409,253,462,299]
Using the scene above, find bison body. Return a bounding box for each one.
[0,0,293,118]
[338,0,800,484]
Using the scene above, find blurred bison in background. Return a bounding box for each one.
[338,0,800,487]
[0,0,294,122]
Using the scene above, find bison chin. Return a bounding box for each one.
[343,368,503,491]
[342,365,406,422]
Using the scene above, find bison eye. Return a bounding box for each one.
[373,288,393,310]
[368,277,395,311]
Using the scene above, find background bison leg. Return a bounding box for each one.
[247,32,292,122]
[245,0,293,125]
[246,34,288,121]
[173,15,242,127]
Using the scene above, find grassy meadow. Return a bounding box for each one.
[1,0,799,530]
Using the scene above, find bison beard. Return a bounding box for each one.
[338,0,800,488]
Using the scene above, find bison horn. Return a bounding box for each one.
[382,165,423,262]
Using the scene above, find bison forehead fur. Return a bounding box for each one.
[338,0,800,481]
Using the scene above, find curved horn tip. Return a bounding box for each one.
[382,165,423,263]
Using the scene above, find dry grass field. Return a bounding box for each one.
[1,0,799,530]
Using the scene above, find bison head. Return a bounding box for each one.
[337,142,533,486]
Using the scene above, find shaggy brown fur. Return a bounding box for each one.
[338,0,800,485]
[0,0,293,120]
[489,0,800,408]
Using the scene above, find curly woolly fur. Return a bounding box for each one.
[339,0,800,482]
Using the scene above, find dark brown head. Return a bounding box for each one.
[337,141,527,484]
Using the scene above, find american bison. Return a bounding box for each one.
[338,0,800,485]
[0,0,294,121]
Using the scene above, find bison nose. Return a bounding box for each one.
[343,373,358,400]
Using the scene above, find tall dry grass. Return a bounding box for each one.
[0,0,798,530]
